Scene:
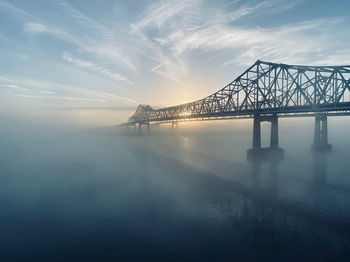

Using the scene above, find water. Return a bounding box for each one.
[0,112,350,261]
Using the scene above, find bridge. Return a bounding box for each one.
[126,60,350,159]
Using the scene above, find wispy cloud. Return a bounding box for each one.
[24,22,48,33]
[2,84,18,89]
[59,2,113,40]
[1,0,350,109]
[130,0,197,33]
[14,94,106,103]
[227,1,269,22]
[128,0,203,81]
[62,52,132,84]
[59,2,138,73]
[0,1,36,20]
[24,22,89,50]
[20,2,138,74]
[128,0,310,82]
[126,0,269,82]
[220,18,349,66]
[0,76,27,92]
[0,75,136,105]
[131,0,350,78]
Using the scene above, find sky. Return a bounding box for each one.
[0,0,350,111]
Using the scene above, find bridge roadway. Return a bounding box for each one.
[125,60,350,157]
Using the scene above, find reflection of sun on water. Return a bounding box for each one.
[180,135,192,165]
[182,135,189,150]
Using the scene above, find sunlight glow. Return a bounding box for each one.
[179,112,192,117]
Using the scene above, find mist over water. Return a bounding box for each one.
[1,109,350,261]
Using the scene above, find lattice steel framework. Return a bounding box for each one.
[128,60,350,124]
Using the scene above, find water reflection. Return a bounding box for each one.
[131,130,350,260]
[2,118,350,261]
[250,156,280,197]
[219,151,350,261]
[312,151,328,206]
[269,160,279,198]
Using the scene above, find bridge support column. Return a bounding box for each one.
[270,115,279,149]
[252,115,261,151]
[172,121,178,129]
[247,114,284,162]
[136,122,151,135]
[312,114,331,152]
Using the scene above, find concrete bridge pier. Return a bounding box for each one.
[247,114,284,162]
[252,114,261,151]
[312,114,331,152]
[134,122,151,135]
[270,114,279,149]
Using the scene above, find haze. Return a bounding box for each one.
[1,0,350,261]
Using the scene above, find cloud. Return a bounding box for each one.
[23,22,47,33]
[0,76,13,82]
[59,2,113,40]
[130,0,197,33]
[128,0,310,82]
[62,52,132,84]
[16,0,320,86]
[2,0,350,109]
[131,0,350,76]
[0,76,19,92]
[24,22,87,49]
[222,18,349,66]
[59,2,138,73]
[228,1,269,22]
[14,94,106,103]
[90,91,136,104]
[128,0,203,81]
[21,4,137,74]
[0,1,35,20]
[3,84,18,89]
[62,52,93,68]
[0,75,136,105]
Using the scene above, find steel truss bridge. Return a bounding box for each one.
[126,60,350,156]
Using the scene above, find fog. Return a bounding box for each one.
[1,108,350,261]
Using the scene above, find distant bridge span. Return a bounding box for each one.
[126,60,350,157]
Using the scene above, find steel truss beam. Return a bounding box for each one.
[128,60,350,125]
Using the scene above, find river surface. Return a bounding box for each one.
[0,113,350,261]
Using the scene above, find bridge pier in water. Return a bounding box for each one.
[127,122,150,135]
[312,114,331,152]
[247,114,284,162]
[138,123,142,135]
